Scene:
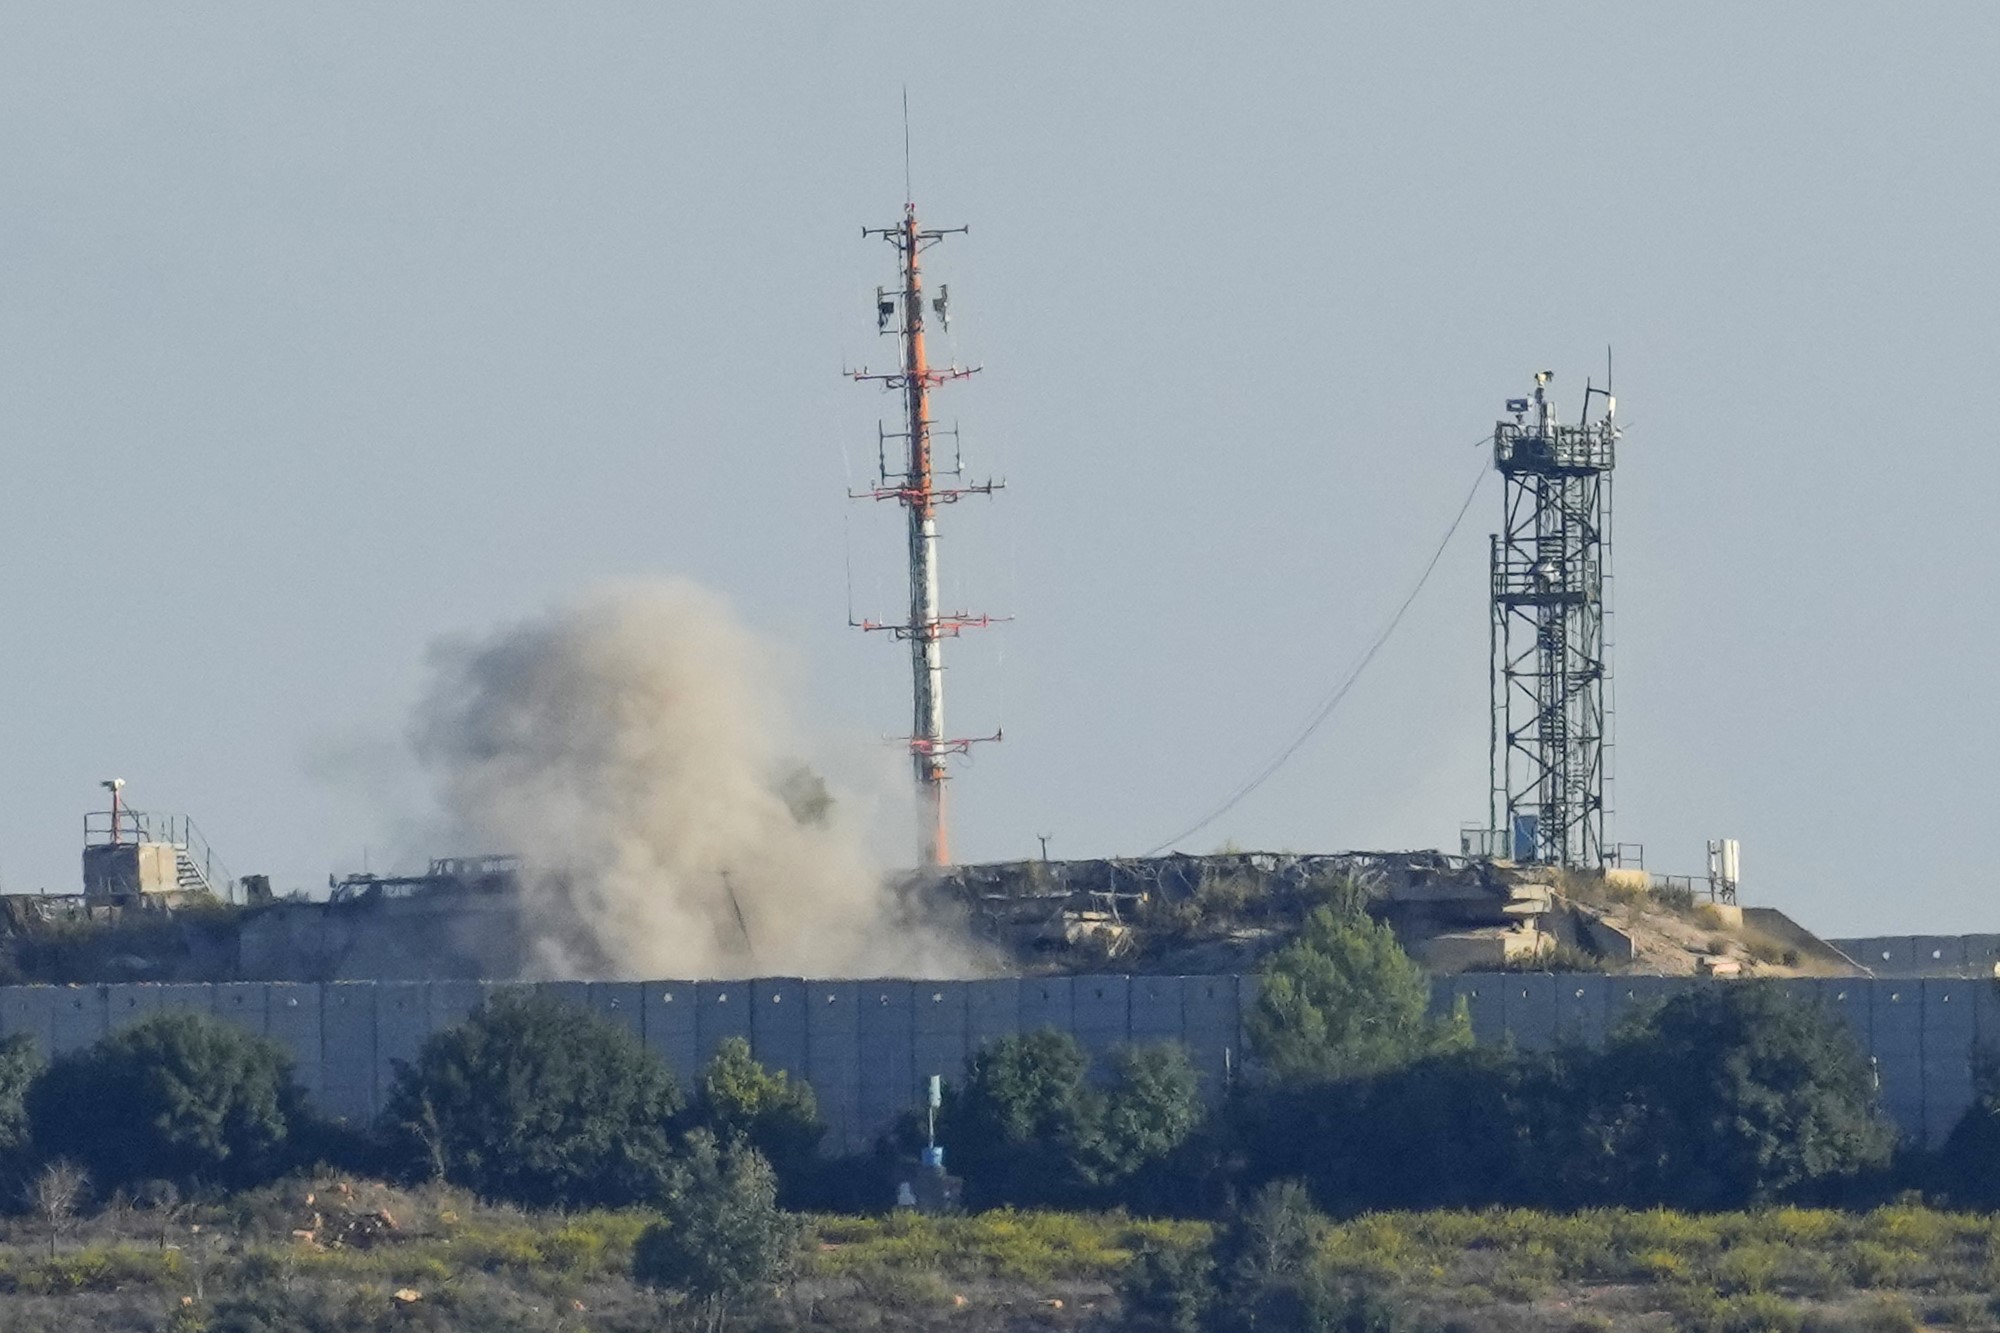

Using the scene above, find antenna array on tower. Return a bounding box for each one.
[848,202,1003,869]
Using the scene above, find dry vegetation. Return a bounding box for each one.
[1,1179,1999,1332]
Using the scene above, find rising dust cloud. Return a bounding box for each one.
[413,580,982,981]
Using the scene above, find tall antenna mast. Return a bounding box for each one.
[850,200,1001,869]
[1487,369,1620,867]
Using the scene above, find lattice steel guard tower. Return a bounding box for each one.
[1488,370,1619,867]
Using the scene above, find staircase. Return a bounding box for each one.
[82,808,234,902]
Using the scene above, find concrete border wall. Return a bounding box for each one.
[1444,975,1986,1146]
[0,974,1980,1149]
[0,975,1249,1154]
[1831,936,2000,978]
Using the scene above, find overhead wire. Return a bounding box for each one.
[1140,448,1492,856]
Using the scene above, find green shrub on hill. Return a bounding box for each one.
[379,990,683,1209]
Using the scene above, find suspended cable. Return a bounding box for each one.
[1141,455,1490,856]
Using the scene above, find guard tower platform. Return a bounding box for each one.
[82,808,233,904]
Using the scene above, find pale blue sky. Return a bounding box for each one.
[1,4,1994,935]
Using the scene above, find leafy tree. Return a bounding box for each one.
[1246,905,1467,1084]
[633,1130,803,1330]
[1082,1042,1204,1188]
[942,1030,1204,1207]
[941,1028,1091,1205]
[1205,1181,1406,1333]
[1575,983,1894,1209]
[380,990,683,1208]
[1121,1241,1216,1333]
[1239,1045,1570,1214]
[689,1036,823,1184]
[28,1012,304,1192]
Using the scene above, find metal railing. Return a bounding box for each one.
[82,808,235,903]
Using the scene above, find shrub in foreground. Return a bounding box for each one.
[381,990,683,1208]
[634,1129,802,1324]
[28,1012,304,1194]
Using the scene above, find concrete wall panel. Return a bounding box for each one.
[589,982,647,1044]
[1129,976,1186,1046]
[103,983,159,1033]
[1966,937,2000,977]
[320,983,379,1125]
[1870,984,1926,1138]
[1073,976,1131,1063]
[967,978,1021,1052]
[1500,976,1559,1051]
[210,983,268,1038]
[1810,979,1873,1053]
[694,982,752,1067]
[52,987,109,1055]
[643,983,699,1082]
[1446,977,1504,1046]
[750,979,809,1081]
[805,982,861,1154]
[1183,976,1242,1095]
[1019,977,1074,1034]
[1555,978,1611,1045]
[0,988,54,1054]
[1922,980,1978,1146]
[857,982,916,1146]
[1867,939,1914,974]
[540,981,591,1019]
[154,986,215,1018]
[427,981,491,1034]
[1913,937,1967,977]
[375,983,431,1090]
[267,984,322,1102]
[911,983,969,1094]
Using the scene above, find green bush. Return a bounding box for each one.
[379,990,683,1209]
[633,1130,802,1321]
[1121,1241,1216,1333]
[27,1012,305,1193]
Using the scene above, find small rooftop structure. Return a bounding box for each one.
[81,780,233,903]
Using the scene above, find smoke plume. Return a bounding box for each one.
[413,580,981,980]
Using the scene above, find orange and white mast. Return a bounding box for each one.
[851,199,1000,868]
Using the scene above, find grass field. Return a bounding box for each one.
[0,1177,1991,1331]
